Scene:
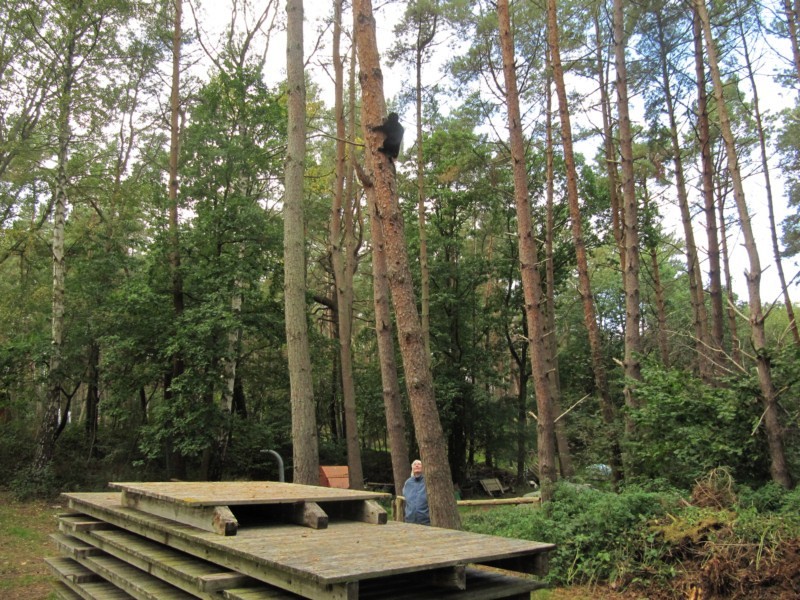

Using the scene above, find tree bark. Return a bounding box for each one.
[497,0,557,502]
[614,0,642,431]
[34,12,78,474]
[594,11,624,269]
[415,8,436,359]
[331,0,364,490]
[782,0,800,82]
[739,17,800,347]
[654,11,711,378]
[543,60,573,479]
[696,0,793,489]
[692,8,725,364]
[285,0,319,485]
[353,0,459,528]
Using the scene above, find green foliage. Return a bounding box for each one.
[625,363,766,487]
[463,483,678,585]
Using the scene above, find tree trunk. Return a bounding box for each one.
[415,11,435,359]
[365,182,410,495]
[594,11,624,269]
[543,60,573,479]
[696,0,793,489]
[285,0,319,485]
[654,11,711,378]
[353,0,460,528]
[549,0,619,480]
[692,8,725,364]
[331,0,364,490]
[739,18,800,347]
[614,0,642,430]
[497,0,557,502]
[643,184,670,366]
[718,194,744,366]
[33,22,77,474]
[782,0,800,82]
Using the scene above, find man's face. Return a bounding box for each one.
[412,460,423,476]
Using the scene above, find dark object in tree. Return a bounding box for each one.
[371,112,404,159]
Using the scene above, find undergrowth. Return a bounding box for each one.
[462,475,800,598]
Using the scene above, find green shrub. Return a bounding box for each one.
[463,482,678,586]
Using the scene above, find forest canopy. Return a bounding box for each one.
[0,0,798,502]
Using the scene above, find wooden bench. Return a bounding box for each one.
[319,465,349,489]
[479,478,509,497]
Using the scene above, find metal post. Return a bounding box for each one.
[261,449,285,482]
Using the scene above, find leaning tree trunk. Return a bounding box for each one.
[353,0,460,528]
[497,0,557,502]
[285,0,319,485]
[696,0,793,489]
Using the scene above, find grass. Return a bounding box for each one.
[0,491,60,600]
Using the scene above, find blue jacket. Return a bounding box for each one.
[402,474,430,524]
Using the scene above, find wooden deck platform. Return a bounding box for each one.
[49,481,554,600]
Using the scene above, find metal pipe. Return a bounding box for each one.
[261,449,285,482]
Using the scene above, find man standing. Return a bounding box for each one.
[402,459,430,525]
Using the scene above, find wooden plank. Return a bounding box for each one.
[479,479,508,497]
[325,499,387,525]
[78,553,197,600]
[358,567,547,600]
[223,586,306,599]
[58,514,114,532]
[457,497,539,507]
[66,494,357,600]
[45,556,101,584]
[121,490,238,536]
[429,564,466,590]
[52,581,83,600]
[60,520,254,595]
[319,466,349,489]
[64,491,553,597]
[50,533,104,559]
[108,481,388,506]
[52,575,133,600]
[479,553,549,577]
[292,501,328,529]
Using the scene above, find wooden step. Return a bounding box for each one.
[46,556,131,600]
[45,556,101,584]
[78,553,197,600]
[222,586,305,599]
[51,533,104,559]
[58,514,115,533]
[62,519,255,596]
[52,580,83,600]
[93,528,252,592]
